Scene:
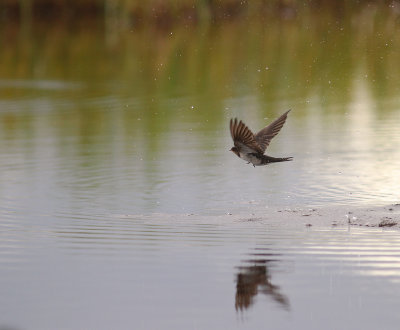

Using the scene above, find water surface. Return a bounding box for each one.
[1,11,400,329]
[2,217,400,330]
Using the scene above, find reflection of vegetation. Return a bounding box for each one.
[0,6,399,177]
[0,5,399,212]
[1,6,399,116]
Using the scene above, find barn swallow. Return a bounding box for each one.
[229,110,293,167]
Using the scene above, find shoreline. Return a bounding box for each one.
[2,1,399,28]
[129,203,400,229]
[253,204,400,229]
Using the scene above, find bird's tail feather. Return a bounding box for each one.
[261,155,293,164]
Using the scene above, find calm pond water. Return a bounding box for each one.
[1,10,400,329]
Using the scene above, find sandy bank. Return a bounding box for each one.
[239,203,400,229]
[130,204,400,229]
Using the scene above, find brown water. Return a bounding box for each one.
[1,10,400,329]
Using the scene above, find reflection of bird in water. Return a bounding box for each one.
[235,260,289,311]
[229,110,293,167]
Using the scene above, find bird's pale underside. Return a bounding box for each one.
[229,110,293,167]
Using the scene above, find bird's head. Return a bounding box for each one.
[230,146,240,157]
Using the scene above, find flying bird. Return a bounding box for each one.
[229,110,293,167]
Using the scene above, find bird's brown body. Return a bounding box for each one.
[229,110,293,167]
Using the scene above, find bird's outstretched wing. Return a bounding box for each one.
[255,110,291,152]
[230,118,263,154]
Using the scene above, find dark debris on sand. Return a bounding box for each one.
[378,218,398,228]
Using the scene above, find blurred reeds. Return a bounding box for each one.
[1,1,400,164]
[1,2,399,116]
